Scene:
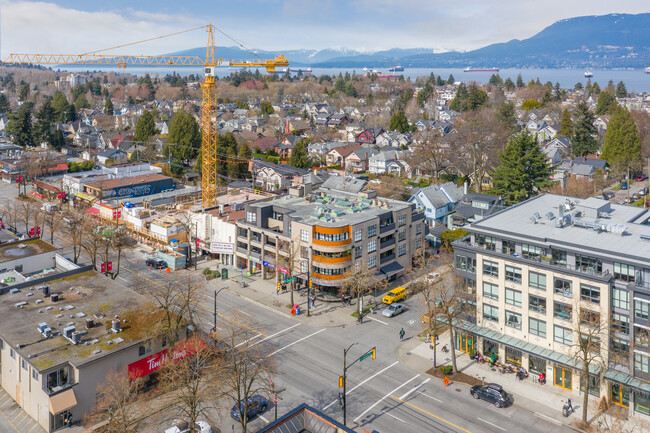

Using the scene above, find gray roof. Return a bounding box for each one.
[252,159,309,176]
[571,157,607,170]
[321,175,367,193]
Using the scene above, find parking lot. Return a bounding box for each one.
[0,388,46,433]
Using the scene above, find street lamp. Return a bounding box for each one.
[426,300,437,368]
[342,341,358,426]
[213,287,227,343]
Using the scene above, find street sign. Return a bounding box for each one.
[443,376,450,386]
[359,351,372,362]
[282,277,296,283]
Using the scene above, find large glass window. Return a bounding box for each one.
[314,231,350,242]
[313,266,348,276]
[368,255,376,268]
[398,229,406,242]
[635,326,650,347]
[522,243,542,261]
[502,240,515,255]
[505,288,522,307]
[456,255,476,273]
[580,374,600,398]
[367,225,377,238]
[611,313,630,335]
[612,288,629,310]
[354,245,362,259]
[580,284,600,304]
[354,229,362,242]
[300,229,310,242]
[551,249,567,267]
[245,211,257,224]
[529,318,547,338]
[529,295,546,314]
[554,366,572,390]
[482,282,499,300]
[554,278,572,297]
[611,338,630,366]
[46,367,69,392]
[505,265,522,284]
[398,214,406,226]
[576,254,602,275]
[483,260,498,277]
[636,300,650,320]
[635,353,650,374]
[416,224,422,235]
[529,271,546,290]
[505,311,522,330]
[614,262,635,282]
[635,392,650,416]
[554,302,572,321]
[475,234,496,251]
[529,356,546,375]
[482,304,498,322]
[554,325,572,345]
[398,244,406,257]
[367,240,377,253]
[505,347,522,366]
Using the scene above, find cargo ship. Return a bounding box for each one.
[645,67,650,74]
[388,65,404,72]
[464,67,499,72]
[584,71,593,78]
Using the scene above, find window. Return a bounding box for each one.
[613,288,629,310]
[313,266,348,276]
[46,367,69,391]
[522,243,542,261]
[614,262,635,282]
[482,260,498,277]
[505,265,522,284]
[398,214,406,226]
[300,246,309,258]
[354,245,362,259]
[576,254,602,275]
[580,285,600,304]
[635,326,650,347]
[554,325,572,345]
[300,229,310,242]
[581,334,601,354]
[505,347,522,366]
[367,225,377,238]
[635,353,650,374]
[416,224,422,235]
[22,359,28,370]
[529,295,546,314]
[10,348,15,359]
[554,278,572,297]
[482,282,498,300]
[636,300,650,321]
[300,261,308,273]
[580,310,600,327]
[529,271,546,290]
[398,229,406,242]
[636,392,650,416]
[483,304,498,322]
[271,211,283,221]
[529,318,547,338]
[554,302,572,321]
[551,249,567,267]
[398,244,406,257]
[505,311,522,330]
[32,370,39,381]
[611,338,629,365]
[505,288,522,307]
[354,229,362,242]
[0,339,3,349]
[475,234,496,251]
[456,255,476,273]
[314,231,350,242]
[367,255,376,268]
[502,240,515,255]
[612,313,630,335]
[245,211,257,224]
[367,240,377,253]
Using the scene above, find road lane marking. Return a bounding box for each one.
[27,421,41,433]
[380,408,406,423]
[414,390,442,403]
[353,374,420,422]
[478,418,506,431]
[324,361,400,410]
[235,333,264,348]
[259,415,269,423]
[367,316,389,325]
[398,378,430,400]
[118,276,129,284]
[266,328,325,358]
[252,323,301,347]
[534,412,562,425]
[238,309,253,317]
[389,394,472,433]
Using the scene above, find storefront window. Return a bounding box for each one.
[483,339,499,360]
[580,374,600,397]
[635,392,650,416]
[505,347,522,366]
[611,383,630,407]
[554,365,572,390]
[529,356,546,375]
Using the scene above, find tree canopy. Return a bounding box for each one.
[389,110,412,133]
[559,109,573,137]
[521,99,541,110]
[288,139,311,169]
[600,106,641,170]
[164,109,201,161]
[571,101,598,157]
[595,90,617,115]
[490,131,554,205]
[134,110,157,144]
[104,98,114,115]
[7,102,34,147]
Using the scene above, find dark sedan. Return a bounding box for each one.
[470,383,512,408]
[231,395,268,421]
[145,258,167,269]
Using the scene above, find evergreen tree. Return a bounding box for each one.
[503,77,515,91]
[571,101,598,157]
[0,93,10,113]
[66,103,76,122]
[595,90,617,115]
[446,74,455,85]
[52,92,69,122]
[74,94,90,109]
[467,85,488,110]
[134,110,157,144]
[34,100,56,144]
[490,131,553,205]
[516,74,524,88]
[345,84,358,98]
[18,83,30,101]
[288,139,311,169]
[49,129,65,151]
[521,99,541,110]
[260,101,274,115]
[615,81,627,98]
[559,109,573,136]
[389,110,411,133]
[226,144,239,179]
[591,82,600,95]
[496,102,517,133]
[164,109,201,161]
[601,106,641,170]
[238,143,252,177]
[7,103,34,147]
[104,98,114,115]
[449,83,469,112]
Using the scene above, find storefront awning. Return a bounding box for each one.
[49,388,77,414]
[380,262,404,277]
[86,207,99,215]
[75,192,96,202]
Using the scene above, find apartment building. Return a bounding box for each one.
[235,183,425,288]
[453,194,650,416]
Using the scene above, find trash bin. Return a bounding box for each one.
[296,307,301,315]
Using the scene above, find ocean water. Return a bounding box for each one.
[71,66,650,93]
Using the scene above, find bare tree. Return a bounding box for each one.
[61,209,85,263]
[149,279,199,349]
[81,219,105,270]
[37,206,62,244]
[83,369,148,433]
[219,318,277,433]
[276,239,302,306]
[409,130,449,180]
[17,198,39,234]
[340,261,374,316]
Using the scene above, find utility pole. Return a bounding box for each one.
[342,342,357,426]
[213,287,226,343]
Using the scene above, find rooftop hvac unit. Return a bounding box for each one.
[38,322,48,333]
[111,319,121,333]
[85,318,94,329]
[51,293,59,302]
[63,325,76,339]
[40,285,50,296]
[71,331,81,344]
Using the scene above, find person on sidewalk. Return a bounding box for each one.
[567,398,573,412]
[399,328,405,341]
[311,298,315,308]
[425,332,431,343]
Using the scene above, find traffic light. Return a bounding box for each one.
[196,238,200,248]
[309,279,313,288]
[371,347,376,360]
[339,375,344,387]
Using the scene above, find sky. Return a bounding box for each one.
[0,0,648,58]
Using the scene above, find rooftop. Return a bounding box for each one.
[0,271,150,371]
[84,173,171,190]
[467,193,650,266]
[0,239,59,263]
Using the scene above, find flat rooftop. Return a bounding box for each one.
[0,238,59,263]
[84,173,170,190]
[468,193,650,265]
[249,189,413,228]
[0,271,150,371]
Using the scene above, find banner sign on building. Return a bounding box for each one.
[262,261,276,269]
[210,242,234,254]
[127,337,208,380]
[277,266,290,275]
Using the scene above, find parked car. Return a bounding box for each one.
[231,395,268,421]
[620,182,628,190]
[145,258,167,269]
[636,174,648,182]
[470,383,512,408]
[382,303,406,318]
[165,420,212,433]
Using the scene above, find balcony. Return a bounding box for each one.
[380,223,395,234]
[380,253,395,264]
[312,255,352,265]
[412,212,425,222]
[380,237,395,250]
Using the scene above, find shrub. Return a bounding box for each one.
[202,268,212,276]
[440,365,453,375]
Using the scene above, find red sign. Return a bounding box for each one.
[107,262,113,272]
[196,238,200,248]
[100,263,106,273]
[128,337,208,380]
[29,228,35,236]
[57,192,67,199]
[16,176,23,183]
[113,211,122,219]
[36,227,41,235]
[277,266,290,275]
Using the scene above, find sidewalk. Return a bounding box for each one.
[396,330,584,431]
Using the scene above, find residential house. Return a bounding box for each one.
[345,123,366,142]
[345,148,379,173]
[542,147,562,166]
[375,131,411,148]
[96,149,128,166]
[154,121,169,135]
[109,135,134,152]
[284,119,310,135]
[447,193,504,229]
[252,136,280,153]
[327,113,350,129]
[386,159,411,177]
[325,144,363,168]
[0,114,9,137]
[545,136,572,155]
[368,149,407,174]
[594,116,609,133]
[356,127,385,144]
[409,182,465,226]
[308,141,349,159]
[250,159,309,192]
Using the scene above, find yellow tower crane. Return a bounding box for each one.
[5,24,288,208]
